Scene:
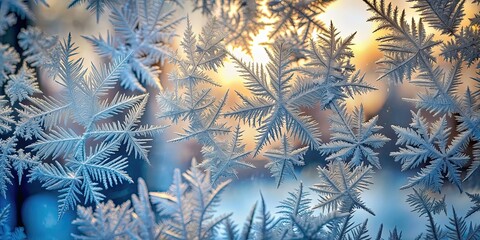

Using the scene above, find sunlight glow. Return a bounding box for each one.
[226,25,273,66]
[318,0,373,46]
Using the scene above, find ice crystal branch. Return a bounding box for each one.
[158,17,254,182]
[0,0,34,36]
[0,205,26,240]
[364,0,480,192]
[320,104,389,169]
[311,160,375,215]
[11,34,165,218]
[264,135,308,188]
[218,0,265,55]
[226,42,322,154]
[85,0,183,90]
[391,111,470,192]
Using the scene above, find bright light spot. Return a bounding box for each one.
[217,24,273,87]
[318,0,373,45]
[217,57,241,85]
[226,24,273,66]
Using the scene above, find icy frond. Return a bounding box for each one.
[404,0,478,66]
[0,205,26,240]
[218,0,265,55]
[150,159,231,240]
[226,42,322,154]
[6,62,40,103]
[72,200,136,240]
[310,160,375,215]
[365,0,479,146]
[264,135,308,187]
[221,217,238,240]
[68,160,380,239]
[303,22,355,76]
[456,88,480,141]
[73,178,161,239]
[200,125,254,183]
[347,219,370,240]
[28,128,82,160]
[239,201,257,240]
[0,2,16,36]
[330,214,356,240]
[1,228,26,240]
[167,17,225,87]
[276,187,349,240]
[31,0,49,6]
[465,133,480,181]
[276,182,312,230]
[0,97,14,134]
[11,149,38,184]
[267,0,328,41]
[68,0,118,22]
[18,27,61,77]
[252,193,278,239]
[273,27,310,60]
[293,23,374,108]
[159,17,226,136]
[0,138,16,197]
[18,35,86,134]
[408,0,465,35]
[23,35,161,218]
[85,0,182,90]
[363,0,440,83]
[441,26,480,66]
[406,61,465,115]
[94,95,167,162]
[191,0,215,15]
[0,44,20,85]
[168,91,229,146]
[0,0,34,36]
[131,178,160,239]
[15,95,68,140]
[406,188,446,240]
[391,111,470,192]
[287,211,348,239]
[388,227,403,240]
[0,205,8,227]
[364,0,479,193]
[160,17,244,178]
[320,104,389,169]
[466,192,480,218]
[0,98,38,191]
[157,89,214,123]
[184,159,231,239]
[29,162,84,218]
[471,13,480,26]
[2,0,477,238]
[446,207,480,240]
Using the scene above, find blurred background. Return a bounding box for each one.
[1,0,479,239]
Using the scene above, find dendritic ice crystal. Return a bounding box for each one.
[0,0,479,239]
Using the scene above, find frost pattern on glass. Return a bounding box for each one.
[0,0,478,238]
